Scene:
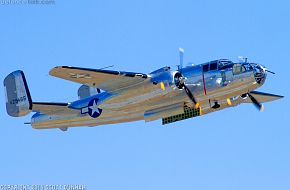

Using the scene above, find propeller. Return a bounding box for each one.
[155,48,200,109]
[247,93,264,112]
[176,48,200,109]
[183,84,200,108]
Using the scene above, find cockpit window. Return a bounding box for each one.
[203,64,209,72]
[210,62,217,70]
[203,62,217,72]
[243,64,253,71]
[233,64,246,74]
[233,64,241,74]
[241,65,246,72]
[217,59,234,70]
[219,63,234,70]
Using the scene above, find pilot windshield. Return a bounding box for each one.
[233,64,246,74]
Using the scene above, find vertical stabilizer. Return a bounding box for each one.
[4,70,32,117]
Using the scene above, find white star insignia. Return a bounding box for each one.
[89,100,100,115]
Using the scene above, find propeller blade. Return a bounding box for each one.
[248,93,264,112]
[176,49,200,109]
[160,82,166,91]
[227,98,232,106]
[183,85,200,108]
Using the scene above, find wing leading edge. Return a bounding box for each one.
[49,66,150,92]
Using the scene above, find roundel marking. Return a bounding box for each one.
[88,98,103,118]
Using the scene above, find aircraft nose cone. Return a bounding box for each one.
[254,64,267,84]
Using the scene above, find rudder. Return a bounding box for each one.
[4,70,32,117]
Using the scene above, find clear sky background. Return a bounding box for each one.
[0,0,289,189]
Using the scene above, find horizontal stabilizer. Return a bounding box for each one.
[32,102,79,115]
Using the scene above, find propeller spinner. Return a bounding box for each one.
[153,48,201,109]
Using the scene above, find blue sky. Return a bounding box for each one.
[0,0,289,189]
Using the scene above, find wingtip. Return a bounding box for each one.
[49,66,66,76]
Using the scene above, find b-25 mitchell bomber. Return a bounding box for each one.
[4,49,283,131]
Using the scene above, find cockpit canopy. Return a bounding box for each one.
[217,59,234,69]
[202,59,253,75]
[202,59,233,72]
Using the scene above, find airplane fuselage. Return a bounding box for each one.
[31,59,266,129]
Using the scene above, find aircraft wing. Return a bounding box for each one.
[49,66,150,92]
[32,102,79,115]
[245,91,284,103]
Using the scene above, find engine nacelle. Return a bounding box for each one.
[78,85,101,100]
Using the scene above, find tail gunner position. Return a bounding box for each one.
[4,49,283,130]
